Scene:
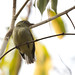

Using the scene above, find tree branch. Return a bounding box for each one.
[0,0,17,57]
[15,0,30,19]
[0,46,17,60]
[0,32,75,60]
[0,0,29,57]
[0,2,75,60]
[66,13,75,29]
[29,6,75,29]
[13,0,16,17]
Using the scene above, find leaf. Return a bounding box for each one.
[37,0,49,14]
[51,0,58,13]
[0,36,21,75]
[34,42,52,75]
[9,50,21,75]
[47,9,66,39]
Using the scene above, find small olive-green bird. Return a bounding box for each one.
[13,21,35,64]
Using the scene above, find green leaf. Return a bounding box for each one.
[37,0,49,14]
[51,0,58,13]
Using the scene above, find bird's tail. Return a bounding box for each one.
[24,54,35,64]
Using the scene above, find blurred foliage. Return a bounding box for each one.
[34,42,52,75]
[47,9,66,39]
[51,0,58,13]
[0,36,21,75]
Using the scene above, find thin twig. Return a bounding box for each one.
[26,0,32,19]
[15,0,30,19]
[59,56,72,75]
[29,6,75,29]
[0,46,17,60]
[66,13,75,29]
[0,32,75,60]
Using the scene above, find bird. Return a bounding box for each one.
[13,20,35,64]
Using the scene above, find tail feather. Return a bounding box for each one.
[24,54,35,64]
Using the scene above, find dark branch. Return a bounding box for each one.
[0,46,17,60]
[15,0,30,19]
[29,6,75,29]
[0,32,75,60]
[66,13,75,29]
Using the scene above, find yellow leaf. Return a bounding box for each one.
[34,42,52,75]
[9,50,21,75]
[47,9,66,39]
[0,36,21,75]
